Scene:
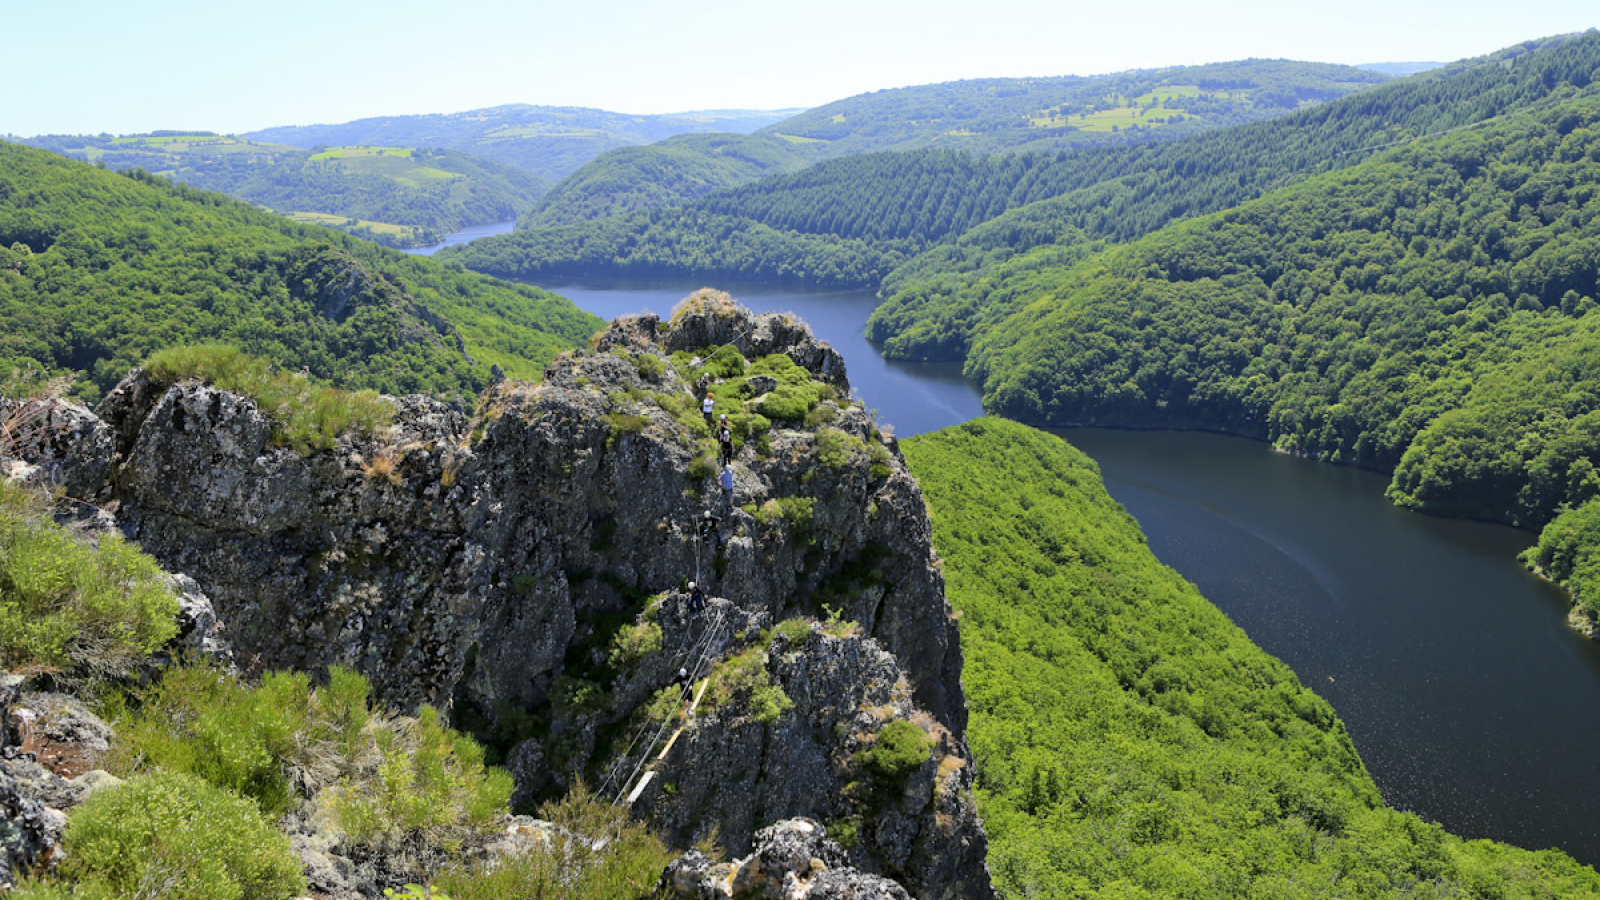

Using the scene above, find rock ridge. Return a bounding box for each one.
[10,289,990,898]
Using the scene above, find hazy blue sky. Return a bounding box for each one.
[6,0,1595,136]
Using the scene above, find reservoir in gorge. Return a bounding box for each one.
[532,273,1600,865]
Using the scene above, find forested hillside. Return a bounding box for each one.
[869,30,1600,359]
[15,134,547,248]
[0,141,600,405]
[454,37,1586,289]
[943,82,1600,622]
[764,59,1387,156]
[905,418,1600,899]
[525,133,823,227]
[244,104,797,181]
[514,61,1384,235]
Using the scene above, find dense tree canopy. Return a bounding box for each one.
[963,91,1600,531]
[870,31,1600,359]
[458,35,1595,294]
[905,418,1600,898]
[0,142,600,405]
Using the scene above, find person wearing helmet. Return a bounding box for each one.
[688,581,706,615]
[698,509,721,547]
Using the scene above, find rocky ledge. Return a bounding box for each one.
[7,289,991,899]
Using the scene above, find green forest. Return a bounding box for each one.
[764,59,1387,156]
[14,135,548,248]
[905,417,1600,899]
[0,141,600,405]
[525,132,825,227]
[948,87,1600,604]
[451,36,1585,289]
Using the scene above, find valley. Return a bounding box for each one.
[7,16,1600,900]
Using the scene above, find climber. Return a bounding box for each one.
[699,509,721,548]
[673,665,693,700]
[702,392,715,427]
[695,372,711,398]
[717,416,734,466]
[719,464,735,507]
[688,580,706,615]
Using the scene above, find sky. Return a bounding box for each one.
[4,0,1596,136]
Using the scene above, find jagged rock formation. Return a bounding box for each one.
[638,624,989,900]
[0,675,121,888]
[14,290,990,898]
[660,818,913,900]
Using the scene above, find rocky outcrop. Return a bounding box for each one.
[659,818,913,900]
[0,396,113,499]
[0,677,117,887]
[10,292,990,897]
[636,625,989,900]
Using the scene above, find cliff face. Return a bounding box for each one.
[36,291,988,898]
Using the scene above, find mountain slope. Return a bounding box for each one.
[868,30,1600,360]
[450,60,1390,280]
[0,141,600,404]
[526,132,824,227]
[762,59,1388,156]
[245,105,800,182]
[14,134,549,249]
[905,417,1600,899]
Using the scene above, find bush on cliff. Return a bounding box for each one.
[144,344,394,454]
[13,771,304,900]
[434,782,673,900]
[0,479,178,678]
[108,665,512,848]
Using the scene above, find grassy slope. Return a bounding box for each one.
[0,141,600,403]
[904,417,1600,899]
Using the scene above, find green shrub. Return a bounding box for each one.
[435,782,672,900]
[826,817,862,850]
[145,344,394,454]
[687,444,718,484]
[54,771,304,900]
[608,620,663,670]
[108,665,511,847]
[859,720,933,784]
[772,617,813,645]
[108,667,314,814]
[605,412,649,449]
[326,705,513,845]
[704,345,747,378]
[746,497,814,541]
[630,352,665,381]
[757,383,817,423]
[813,427,864,470]
[0,480,178,678]
[704,647,792,725]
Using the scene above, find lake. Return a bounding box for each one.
[403,219,518,256]
[537,275,1600,865]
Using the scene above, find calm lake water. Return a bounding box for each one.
[403,219,517,256]
[530,274,1600,865]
